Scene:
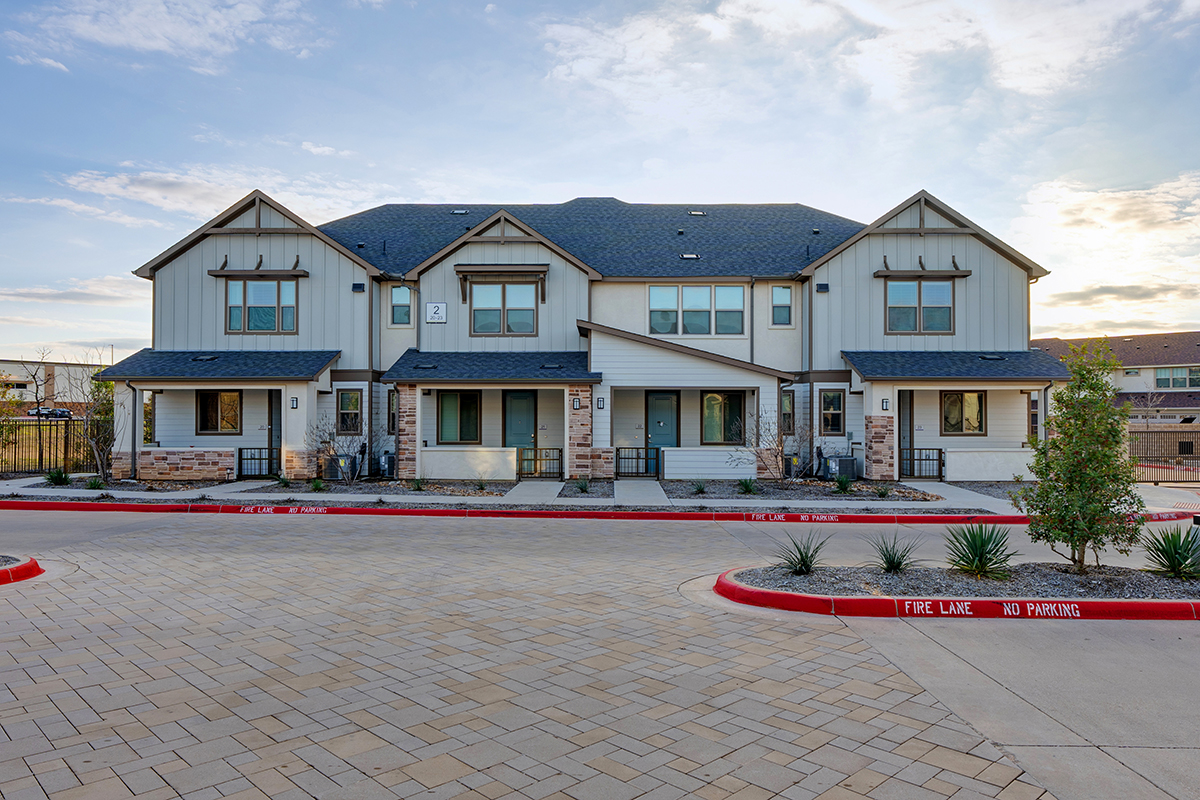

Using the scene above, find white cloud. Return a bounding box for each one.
[485,4,496,13]
[0,275,152,306]
[2,196,165,227]
[12,0,324,73]
[8,54,68,71]
[301,141,354,157]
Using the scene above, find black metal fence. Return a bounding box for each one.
[518,447,563,480]
[616,447,660,478]
[238,447,281,479]
[0,419,110,475]
[899,448,943,480]
[1130,429,1200,483]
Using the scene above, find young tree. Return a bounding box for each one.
[61,350,115,481]
[726,404,815,484]
[304,413,378,484]
[1012,341,1145,572]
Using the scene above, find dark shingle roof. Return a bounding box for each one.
[841,350,1071,381]
[1116,391,1200,410]
[1032,332,1200,368]
[383,349,600,383]
[317,198,864,279]
[96,349,341,381]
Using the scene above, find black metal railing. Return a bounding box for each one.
[1130,430,1200,483]
[615,447,660,478]
[0,419,110,475]
[899,448,943,480]
[518,447,563,480]
[238,447,280,479]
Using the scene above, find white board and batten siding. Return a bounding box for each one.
[810,221,1031,372]
[416,242,589,353]
[153,231,371,369]
[662,448,755,479]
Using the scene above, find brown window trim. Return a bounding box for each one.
[468,282,538,337]
[223,277,300,336]
[436,390,483,445]
[884,278,955,336]
[649,284,747,337]
[940,390,987,436]
[700,390,746,446]
[387,389,397,435]
[336,389,363,436]
[780,389,795,435]
[389,284,413,328]
[196,389,242,435]
[819,389,845,436]
[769,284,794,328]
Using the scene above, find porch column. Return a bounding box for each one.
[863,415,895,480]
[395,384,418,479]
[567,384,593,479]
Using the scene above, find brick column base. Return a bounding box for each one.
[395,384,418,479]
[137,450,236,481]
[284,449,319,480]
[112,451,132,479]
[567,384,593,479]
[864,415,895,480]
[588,448,614,479]
[756,448,781,479]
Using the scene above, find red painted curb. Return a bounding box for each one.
[0,500,1193,526]
[0,557,44,585]
[713,568,1199,621]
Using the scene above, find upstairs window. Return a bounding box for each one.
[391,285,411,325]
[1157,367,1195,388]
[771,285,792,326]
[471,283,536,335]
[886,280,952,334]
[227,279,296,334]
[649,284,745,336]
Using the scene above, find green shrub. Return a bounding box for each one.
[774,531,831,575]
[474,474,489,491]
[873,485,892,498]
[310,478,326,492]
[737,478,759,495]
[573,478,590,493]
[944,524,1020,579]
[1142,526,1200,580]
[866,532,923,573]
[833,473,853,494]
[409,476,425,491]
[691,480,707,495]
[85,477,104,490]
[46,467,70,486]
[276,475,291,488]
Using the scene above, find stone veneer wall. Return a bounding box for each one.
[756,449,781,479]
[112,451,132,480]
[864,415,895,480]
[137,449,236,481]
[567,384,593,479]
[394,384,418,479]
[588,448,614,479]
[284,449,319,480]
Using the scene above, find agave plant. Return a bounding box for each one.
[865,532,923,573]
[773,531,831,575]
[1142,526,1200,580]
[944,523,1020,580]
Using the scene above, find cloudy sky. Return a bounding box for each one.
[2,0,1199,361]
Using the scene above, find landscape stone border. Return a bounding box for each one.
[0,556,43,585]
[714,566,1200,620]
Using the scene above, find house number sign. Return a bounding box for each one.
[425,302,447,323]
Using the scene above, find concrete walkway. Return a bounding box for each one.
[613,480,670,506]
[501,480,564,504]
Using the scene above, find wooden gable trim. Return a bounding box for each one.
[576,320,794,380]
[404,209,601,281]
[799,190,1048,280]
[133,189,381,279]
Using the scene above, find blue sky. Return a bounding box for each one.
[2,0,1199,362]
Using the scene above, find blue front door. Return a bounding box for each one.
[646,392,678,447]
[505,392,537,448]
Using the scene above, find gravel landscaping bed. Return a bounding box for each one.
[559,480,615,498]
[0,555,18,567]
[949,481,1028,501]
[251,479,512,496]
[736,563,1200,600]
[662,479,941,501]
[43,477,227,492]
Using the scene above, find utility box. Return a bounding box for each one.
[379,452,396,478]
[823,456,857,481]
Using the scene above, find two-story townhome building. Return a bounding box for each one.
[99,189,1069,483]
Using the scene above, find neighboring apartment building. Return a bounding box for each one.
[0,358,104,411]
[1032,332,1200,423]
[98,189,1069,482]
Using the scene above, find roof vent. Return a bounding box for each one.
[356,242,365,248]
[191,355,218,362]
[812,228,820,235]
[541,364,563,369]
[688,210,707,216]
[979,355,1007,361]
[414,364,438,370]
[1123,338,1132,342]
[680,253,700,260]
[451,209,469,215]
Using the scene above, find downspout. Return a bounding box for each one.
[749,277,756,365]
[125,380,138,479]
[807,279,816,475]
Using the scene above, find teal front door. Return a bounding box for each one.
[504,392,537,448]
[646,392,678,447]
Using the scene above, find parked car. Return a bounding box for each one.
[30,407,72,418]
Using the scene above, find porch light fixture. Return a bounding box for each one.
[290,396,298,409]
[572,398,581,410]
[597,397,604,409]
[881,398,889,411]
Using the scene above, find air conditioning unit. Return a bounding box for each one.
[823,456,857,481]
[380,452,396,478]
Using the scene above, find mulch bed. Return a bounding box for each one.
[662,479,941,501]
[948,481,1028,501]
[0,555,18,567]
[252,480,512,497]
[46,478,226,492]
[737,563,1200,600]
[559,481,615,498]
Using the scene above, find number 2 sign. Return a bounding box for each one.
[425,302,446,323]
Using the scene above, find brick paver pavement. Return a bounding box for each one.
[0,513,1054,800]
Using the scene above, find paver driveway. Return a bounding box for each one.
[0,512,1053,800]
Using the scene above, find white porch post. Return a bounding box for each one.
[414,385,423,478]
[562,388,571,480]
